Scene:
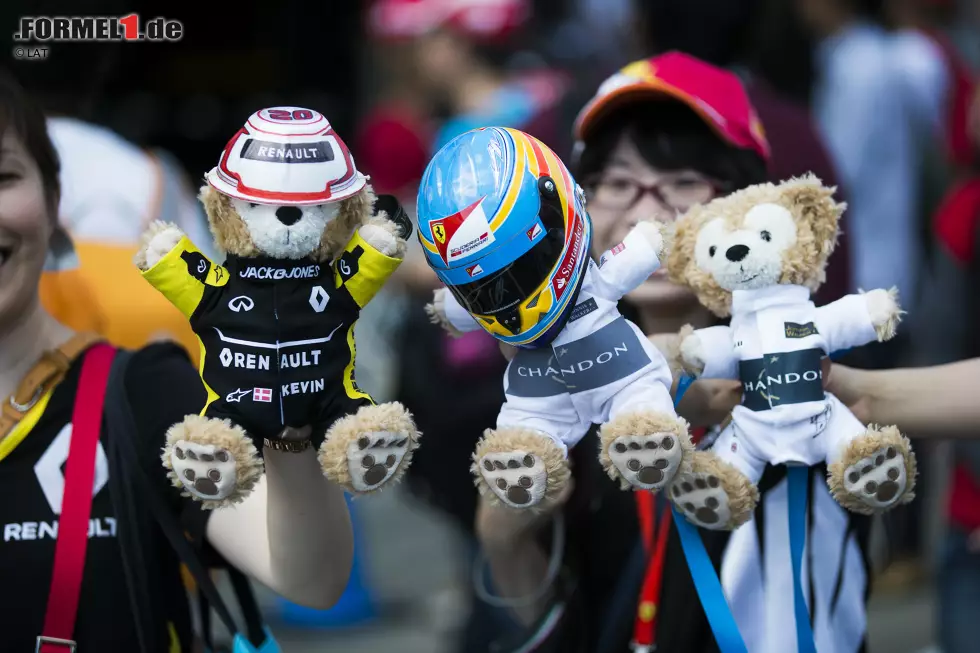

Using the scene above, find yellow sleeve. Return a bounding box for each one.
[333,230,402,308]
[142,235,228,318]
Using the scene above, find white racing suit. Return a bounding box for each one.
[441,225,677,454]
[693,284,881,483]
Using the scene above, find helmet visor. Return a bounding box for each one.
[447,192,567,317]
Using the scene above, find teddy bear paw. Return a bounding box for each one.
[606,433,684,491]
[842,445,908,511]
[477,452,548,508]
[169,440,238,501]
[671,472,731,529]
[136,220,184,270]
[633,220,666,257]
[359,222,400,258]
[345,431,413,492]
[678,334,706,377]
[862,287,903,341]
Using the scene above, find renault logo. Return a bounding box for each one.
[309,285,329,312]
[228,296,255,312]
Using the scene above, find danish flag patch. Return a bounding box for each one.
[254,387,273,403]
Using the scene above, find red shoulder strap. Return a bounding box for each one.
[38,343,117,653]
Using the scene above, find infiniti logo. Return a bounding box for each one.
[228,295,255,312]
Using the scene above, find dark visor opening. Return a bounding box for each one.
[448,184,567,317]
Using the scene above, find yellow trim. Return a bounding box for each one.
[0,389,55,462]
[142,236,228,319]
[333,230,401,309]
[167,621,182,653]
[419,231,439,254]
[197,335,221,416]
[342,321,372,402]
[489,131,528,231]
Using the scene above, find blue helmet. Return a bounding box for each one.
[417,127,592,348]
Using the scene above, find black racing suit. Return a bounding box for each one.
[141,229,401,445]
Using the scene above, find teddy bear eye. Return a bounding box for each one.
[708,246,716,257]
[760,230,772,242]
[249,203,258,208]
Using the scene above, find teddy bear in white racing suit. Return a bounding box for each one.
[430,220,694,510]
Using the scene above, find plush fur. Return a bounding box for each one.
[425,288,465,338]
[667,173,845,318]
[671,451,760,530]
[827,425,917,515]
[135,163,417,506]
[598,411,693,491]
[666,174,916,526]
[472,427,571,513]
[161,414,263,510]
[318,401,421,496]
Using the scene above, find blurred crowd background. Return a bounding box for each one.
[4,0,980,651]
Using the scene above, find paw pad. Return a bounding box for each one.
[346,431,411,491]
[671,473,730,529]
[478,452,546,508]
[170,441,237,500]
[843,445,907,508]
[607,433,682,490]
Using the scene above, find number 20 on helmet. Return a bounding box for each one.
[416,127,593,348]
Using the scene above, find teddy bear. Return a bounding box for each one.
[419,126,694,511]
[133,106,421,508]
[663,173,917,530]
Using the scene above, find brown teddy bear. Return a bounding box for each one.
[665,174,916,530]
[133,107,421,508]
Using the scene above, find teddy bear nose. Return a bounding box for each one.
[275,206,303,226]
[725,244,750,262]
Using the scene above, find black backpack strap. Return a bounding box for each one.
[106,348,166,653]
[103,348,268,649]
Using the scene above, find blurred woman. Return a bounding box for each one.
[474,53,871,653]
[0,70,354,651]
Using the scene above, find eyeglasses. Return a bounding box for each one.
[584,174,723,213]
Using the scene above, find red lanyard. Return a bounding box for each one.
[631,490,672,651]
[39,343,115,653]
[631,427,706,651]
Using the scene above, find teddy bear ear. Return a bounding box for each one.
[778,173,845,254]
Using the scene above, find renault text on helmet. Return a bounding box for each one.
[206,106,367,206]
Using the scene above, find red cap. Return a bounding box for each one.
[574,52,770,161]
[368,0,528,42]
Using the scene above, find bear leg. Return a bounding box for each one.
[599,410,693,492]
[472,428,569,511]
[162,414,263,509]
[828,425,917,515]
[318,401,420,494]
[669,450,760,531]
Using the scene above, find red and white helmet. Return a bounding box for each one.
[205,107,367,206]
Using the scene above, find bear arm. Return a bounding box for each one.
[141,234,226,319]
[426,287,481,335]
[334,228,403,309]
[688,325,739,380]
[591,223,663,301]
[813,293,882,353]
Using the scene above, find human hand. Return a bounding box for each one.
[476,478,574,552]
[823,361,873,424]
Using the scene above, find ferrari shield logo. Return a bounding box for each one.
[428,197,496,264]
